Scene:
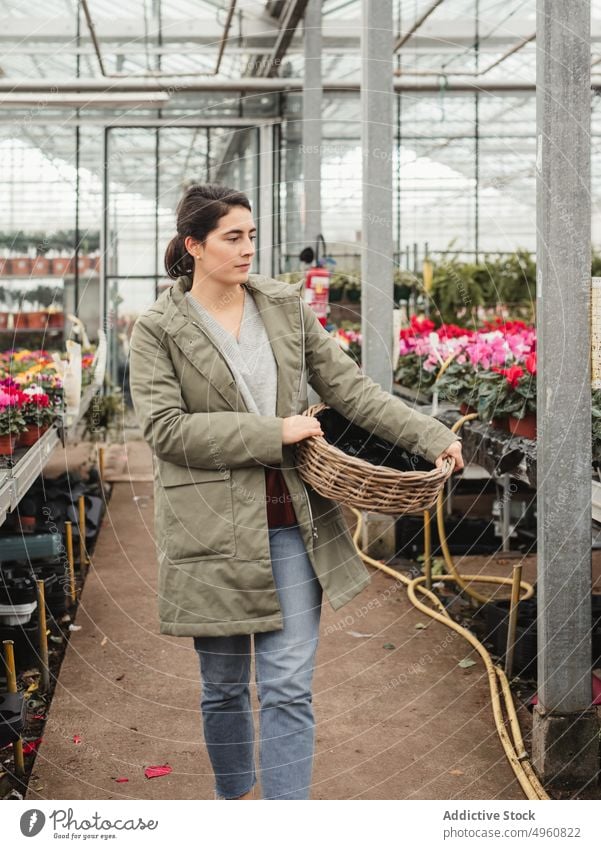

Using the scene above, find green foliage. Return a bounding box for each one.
[394,352,437,392]
[0,229,100,254]
[430,256,484,326]
[475,370,536,422]
[426,248,537,326]
[431,359,481,408]
[82,384,124,441]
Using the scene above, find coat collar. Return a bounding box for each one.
[152,273,304,416]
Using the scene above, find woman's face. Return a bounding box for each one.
[186,205,256,285]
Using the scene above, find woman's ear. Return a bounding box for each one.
[184,236,200,257]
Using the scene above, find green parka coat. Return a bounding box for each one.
[128,273,459,637]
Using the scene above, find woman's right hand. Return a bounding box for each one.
[281,415,324,445]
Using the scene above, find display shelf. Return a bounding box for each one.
[0,327,63,335]
[392,381,536,485]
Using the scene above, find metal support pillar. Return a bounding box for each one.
[533,0,599,786]
[302,0,322,249]
[360,0,396,558]
[360,0,394,392]
[258,124,274,278]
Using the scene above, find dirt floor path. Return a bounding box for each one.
[26,441,528,800]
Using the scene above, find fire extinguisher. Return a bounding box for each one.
[299,234,331,327]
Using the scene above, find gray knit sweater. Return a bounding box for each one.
[185,286,278,417]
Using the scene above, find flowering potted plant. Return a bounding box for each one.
[81,352,96,388]
[476,353,537,438]
[19,386,54,446]
[0,388,26,454]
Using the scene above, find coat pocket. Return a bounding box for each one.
[156,464,236,561]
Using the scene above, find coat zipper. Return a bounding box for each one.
[298,297,318,543]
[191,298,318,545]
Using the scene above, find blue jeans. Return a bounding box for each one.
[193,524,323,800]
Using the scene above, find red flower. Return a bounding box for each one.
[492,364,524,389]
[525,351,537,375]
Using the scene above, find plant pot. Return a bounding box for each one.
[345,290,361,302]
[0,434,17,455]
[31,257,50,275]
[459,403,477,415]
[52,257,73,275]
[328,289,343,302]
[0,312,9,328]
[12,257,32,275]
[15,515,37,534]
[490,417,509,432]
[508,413,536,440]
[46,311,64,328]
[18,425,49,448]
[24,311,48,330]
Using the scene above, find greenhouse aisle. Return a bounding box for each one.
[26,441,524,801]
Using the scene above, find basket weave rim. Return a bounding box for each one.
[301,402,455,479]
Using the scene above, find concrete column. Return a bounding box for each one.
[258,123,274,277]
[302,0,322,248]
[533,0,599,785]
[360,0,394,392]
[359,1,396,558]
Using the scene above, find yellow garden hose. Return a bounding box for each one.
[347,412,547,800]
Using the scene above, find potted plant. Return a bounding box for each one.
[476,356,536,438]
[394,352,437,393]
[393,269,416,305]
[328,272,347,302]
[432,358,481,413]
[19,386,54,446]
[0,388,26,454]
[82,385,124,442]
[344,276,361,302]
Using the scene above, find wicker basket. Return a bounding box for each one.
[294,403,455,515]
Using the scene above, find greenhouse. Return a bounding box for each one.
[0,0,599,825]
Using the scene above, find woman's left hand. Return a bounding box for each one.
[434,440,464,473]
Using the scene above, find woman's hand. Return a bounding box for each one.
[282,415,324,445]
[434,440,464,473]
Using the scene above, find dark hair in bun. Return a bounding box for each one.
[164,183,252,279]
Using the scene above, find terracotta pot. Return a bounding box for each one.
[490,417,508,432]
[31,257,50,275]
[46,311,64,328]
[16,515,37,533]
[0,434,17,455]
[18,425,49,447]
[508,413,536,440]
[12,257,32,275]
[459,402,477,415]
[0,258,12,275]
[52,257,73,275]
[0,313,9,329]
[24,311,48,330]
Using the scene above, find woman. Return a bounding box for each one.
[129,183,464,801]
